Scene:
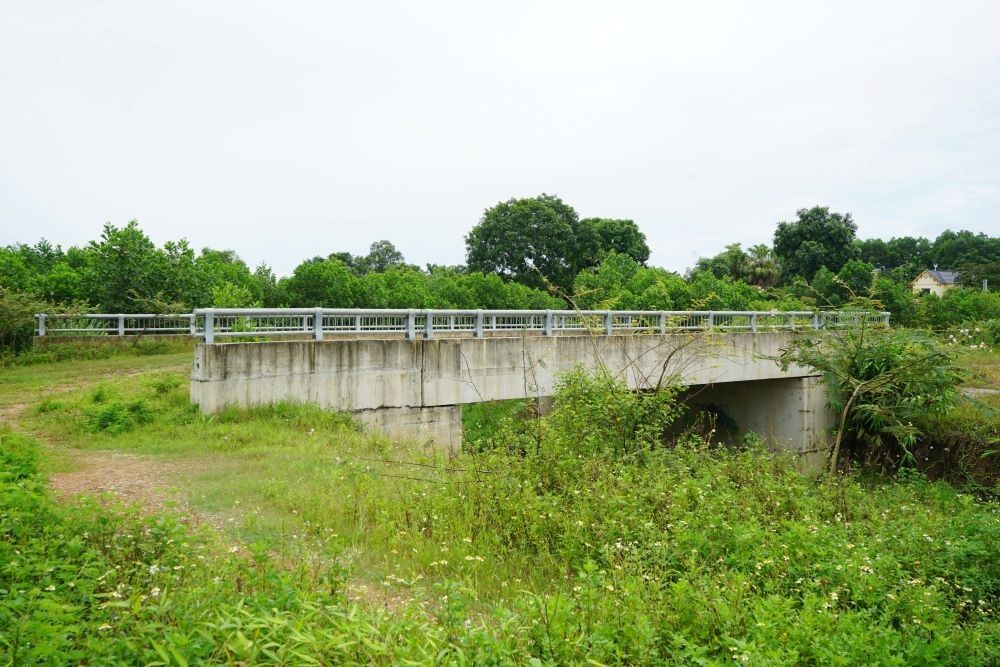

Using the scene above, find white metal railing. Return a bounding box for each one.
[35,309,892,342]
[35,313,195,337]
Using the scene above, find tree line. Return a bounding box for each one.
[2,196,999,333]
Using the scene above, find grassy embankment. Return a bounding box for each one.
[1,345,998,664]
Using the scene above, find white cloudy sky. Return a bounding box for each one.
[2,1,998,276]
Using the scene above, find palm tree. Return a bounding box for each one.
[744,244,780,288]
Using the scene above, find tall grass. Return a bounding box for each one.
[6,363,1000,664]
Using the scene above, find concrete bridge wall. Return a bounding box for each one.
[190,332,833,466]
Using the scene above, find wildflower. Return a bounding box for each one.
[98,624,112,631]
[44,584,56,592]
[150,587,161,598]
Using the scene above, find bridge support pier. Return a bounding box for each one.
[353,405,462,451]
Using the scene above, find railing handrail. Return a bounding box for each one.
[35,308,891,342]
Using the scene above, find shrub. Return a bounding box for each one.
[88,399,152,434]
[779,322,964,472]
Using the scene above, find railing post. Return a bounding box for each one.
[707,312,715,330]
[425,310,434,339]
[658,312,666,335]
[882,312,890,328]
[604,311,613,335]
[750,313,757,333]
[188,314,196,336]
[37,314,46,337]
[314,308,324,341]
[544,310,553,336]
[406,309,416,339]
[475,310,484,338]
[204,309,215,344]
[118,314,125,337]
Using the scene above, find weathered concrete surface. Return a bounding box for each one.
[190,332,833,457]
[683,377,833,469]
[191,332,813,410]
[353,406,462,450]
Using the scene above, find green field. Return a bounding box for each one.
[1,347,999,665]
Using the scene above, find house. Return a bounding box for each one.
[910,268,960,296]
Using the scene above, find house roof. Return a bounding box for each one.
[927,270,959,284]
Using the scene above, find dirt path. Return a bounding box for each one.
[0,402,29,426]
[48,449,205,519]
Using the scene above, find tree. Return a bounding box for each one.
[252,264,285,307]
[0,287,47,354]
[357,240,407,273]
[931,230,1000,269]
[744,244,781,288]
[856,236,932,278]
[778,315,962,473]
[282,257,356,307]
[693,243,749,281]
[577,218,650,265]
[837,259,876,296]
[956,261,1000,290]
[693,243,780,288]
[465,194,581,291]
[773,207,858,281]
[83,221,168,312]
[465,194,649,292]
[574,253,690,310]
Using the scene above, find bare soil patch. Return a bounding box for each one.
[49,449,203,520]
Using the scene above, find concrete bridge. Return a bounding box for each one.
[183,309,888,468]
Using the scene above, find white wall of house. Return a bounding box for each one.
[911,271,952,297]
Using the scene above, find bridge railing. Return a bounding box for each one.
[35,309,891,342]
[35,313,195,337]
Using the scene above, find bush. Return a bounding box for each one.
[779,323,964,472]
[918,289,1000,330]
[0,287,46,355]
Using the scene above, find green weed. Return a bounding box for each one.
[4,355,1000,664]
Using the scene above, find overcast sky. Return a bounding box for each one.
[2,1,998,276]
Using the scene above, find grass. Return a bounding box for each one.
[1,346,999,663]
[961,349,1000,391]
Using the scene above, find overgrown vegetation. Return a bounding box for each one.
[779,323,964,472]
[3,356,999,663]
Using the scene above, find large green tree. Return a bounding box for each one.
[577,218,650,265]
[931,230,1000,269]
[281,257,357,307]
[465,195,648,292]
[84,221,169,312]
[773,207,858,281]
[465,194,581,291]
